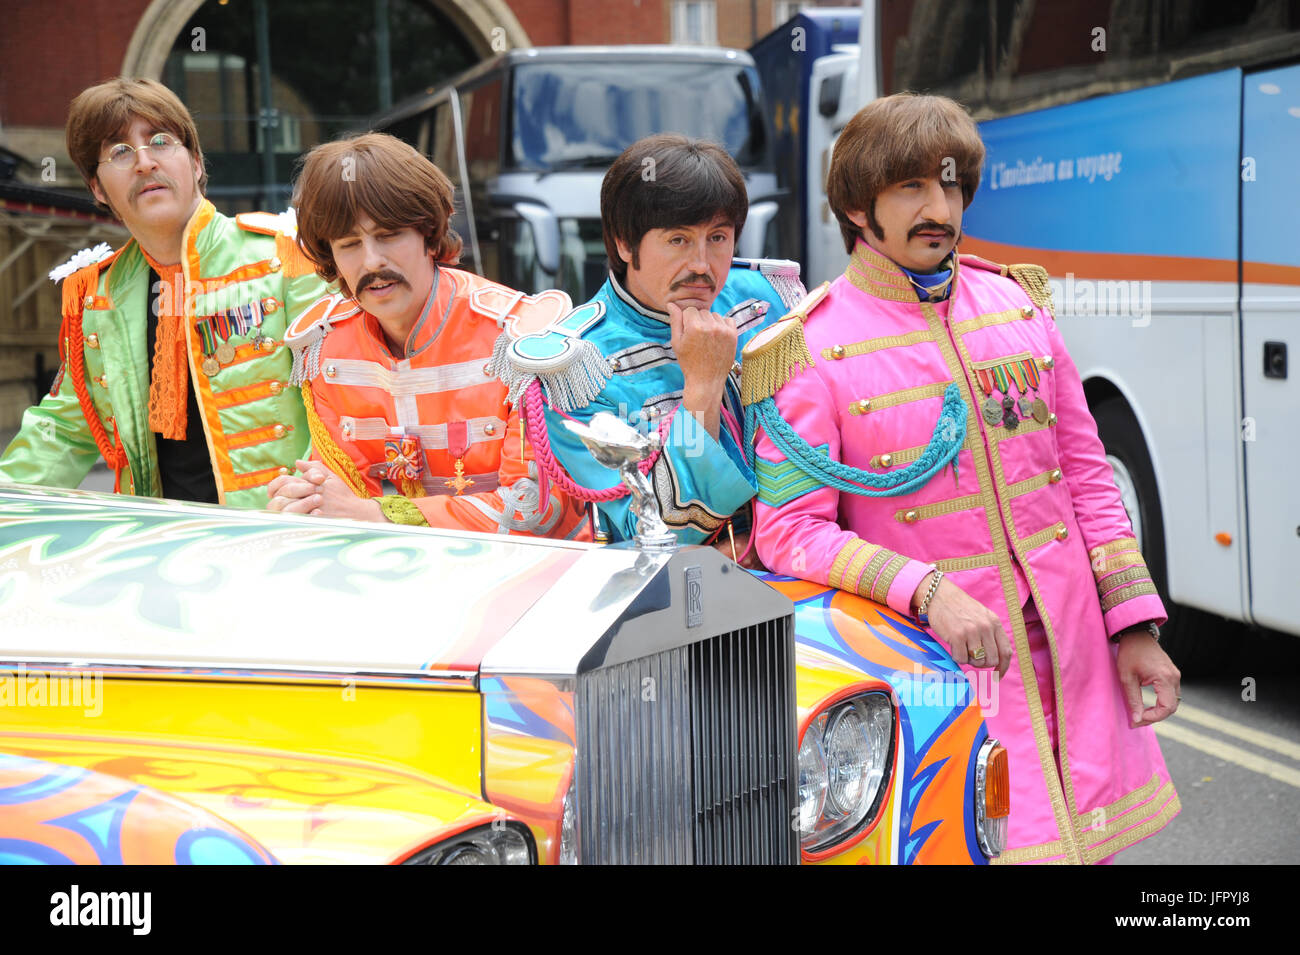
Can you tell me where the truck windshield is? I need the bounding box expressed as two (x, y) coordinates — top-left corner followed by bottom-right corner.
(509, 60), (768, 172)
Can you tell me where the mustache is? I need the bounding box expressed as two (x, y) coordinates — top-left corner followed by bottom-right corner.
(909, 221), (956, 240)
(670, 272), (715, 291)
(357, 270), (406, 293)
(130, 174), (177, 201)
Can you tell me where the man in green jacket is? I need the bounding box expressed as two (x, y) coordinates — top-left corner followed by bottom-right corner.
(0, 78), (329, 507)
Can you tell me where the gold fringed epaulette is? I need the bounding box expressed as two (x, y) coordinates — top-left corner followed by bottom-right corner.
(1008, 263), (1055, 312)
(739, 281), (829, 406)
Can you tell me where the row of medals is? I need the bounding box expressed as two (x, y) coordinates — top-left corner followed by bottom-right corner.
(982, 389), (1048, 430)
(201, 335), (273, 377)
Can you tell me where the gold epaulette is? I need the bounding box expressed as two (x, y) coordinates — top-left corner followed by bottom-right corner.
(959, 253), (1055, 313)
(1007, 263), (1055, 312)
(739, 280), (828, 406)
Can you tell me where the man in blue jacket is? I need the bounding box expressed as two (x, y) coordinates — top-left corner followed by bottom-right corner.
(493, 134), (804, 550)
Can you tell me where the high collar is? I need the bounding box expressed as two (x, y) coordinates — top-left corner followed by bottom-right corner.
(609, 271), (671, 326)
(843, 238), (961, 304)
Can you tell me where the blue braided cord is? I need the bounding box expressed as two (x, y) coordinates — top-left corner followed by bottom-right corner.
(746, 383), (967, 498)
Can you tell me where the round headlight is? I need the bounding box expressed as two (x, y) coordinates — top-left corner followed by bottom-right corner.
(825, 707), (872, 817)
(402, 823), (533, 865)
(443, 844), (493, 865)
(797, 723), (829, 835)
(801, 692), (896, 853)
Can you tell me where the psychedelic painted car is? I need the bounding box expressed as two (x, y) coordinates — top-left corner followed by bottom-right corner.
(0, 483), (1007, 864)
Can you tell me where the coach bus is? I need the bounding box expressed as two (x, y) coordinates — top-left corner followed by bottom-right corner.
(797, 1), (1300, 668)
(369, 46), (780, 304)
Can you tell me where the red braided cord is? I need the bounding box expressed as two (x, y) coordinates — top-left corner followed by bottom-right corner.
(522, 379), (667, 503)
(64, 303), (128, 483)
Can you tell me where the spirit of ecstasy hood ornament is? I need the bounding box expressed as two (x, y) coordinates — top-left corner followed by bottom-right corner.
(563, 413), (677, 550)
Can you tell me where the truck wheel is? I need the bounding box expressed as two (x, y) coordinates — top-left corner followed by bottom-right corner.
(1092, 396), (1218, 674)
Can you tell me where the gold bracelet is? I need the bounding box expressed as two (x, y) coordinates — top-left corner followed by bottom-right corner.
(916, 570), (944, 622)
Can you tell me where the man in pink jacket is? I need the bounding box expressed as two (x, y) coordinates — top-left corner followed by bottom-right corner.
(746, 93), (1181, 863)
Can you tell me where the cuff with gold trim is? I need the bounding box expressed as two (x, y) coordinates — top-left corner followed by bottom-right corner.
(828, 537), (935, 617)
(1090, 536), (1159, 608)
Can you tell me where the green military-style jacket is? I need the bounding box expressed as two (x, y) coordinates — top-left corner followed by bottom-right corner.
(0, 199), (331, 508)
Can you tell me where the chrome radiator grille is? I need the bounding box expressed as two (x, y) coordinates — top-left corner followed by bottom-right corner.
(574, 618), (797, 864)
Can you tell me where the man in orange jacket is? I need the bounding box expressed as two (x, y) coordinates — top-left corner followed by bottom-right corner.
(266, 133), (587, 538)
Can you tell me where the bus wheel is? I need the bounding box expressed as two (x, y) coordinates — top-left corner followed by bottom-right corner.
(1092, 396), (1216, 675)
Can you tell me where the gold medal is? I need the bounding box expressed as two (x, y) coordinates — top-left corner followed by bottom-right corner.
(982, 397), (1003, 426)
(1032, 398), (1049, 423)
(215, 342), (237, 364)
(201, 356), (221, 377)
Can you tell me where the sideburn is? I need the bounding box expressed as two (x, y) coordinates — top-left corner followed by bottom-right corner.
(866, 198), (886, 241)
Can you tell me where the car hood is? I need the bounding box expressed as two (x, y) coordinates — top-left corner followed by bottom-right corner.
(0, 485), (622, 679)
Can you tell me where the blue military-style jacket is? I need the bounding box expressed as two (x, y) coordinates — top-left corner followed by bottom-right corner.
(494, 259), (805, 543)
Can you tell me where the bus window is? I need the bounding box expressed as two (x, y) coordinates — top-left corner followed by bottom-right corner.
(507, 60), (769, 172)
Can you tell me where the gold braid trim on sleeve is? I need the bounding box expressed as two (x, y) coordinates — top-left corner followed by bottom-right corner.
(1008, 264), (1055, 312)
(377, 496), (430, 526)
(300, 379), (369, 497)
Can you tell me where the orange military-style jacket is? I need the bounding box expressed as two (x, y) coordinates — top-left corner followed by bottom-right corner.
(284, 265), (589, 538)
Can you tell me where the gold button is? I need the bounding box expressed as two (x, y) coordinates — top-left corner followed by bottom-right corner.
(325, 364), (337, 378)
(610, 358), (621, 370)
(340, 423), (353, 439)
(269, 256), (282, 272)
(262, 298), (281, 314)
(903, 509), (919, 524)
(484, 423), (496, 435)
(278, 466), (290, 476)
(879, 453), (893, 467)
(850, 398), (871, 415)
(272, 424), (286, 438)
(1040, 355), (1055, 370)
(269, 381), (283, 394)
(1055, 525), (1068, 541)
(731, 361), (742, 375)
(86, 333), (100, 348)
(95, 374), (108, 387)
(1020, 305), (1034, 317)
(830, 345), (846, 359)
(84, 295), (94, 309)
(1048, 412), (1058, 426)
(1049, 468), (1062, 483)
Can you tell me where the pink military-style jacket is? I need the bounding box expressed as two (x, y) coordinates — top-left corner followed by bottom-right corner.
(748, 240), (1179, 864)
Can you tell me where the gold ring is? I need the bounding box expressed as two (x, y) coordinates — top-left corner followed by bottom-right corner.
(970, 647), (987, 661)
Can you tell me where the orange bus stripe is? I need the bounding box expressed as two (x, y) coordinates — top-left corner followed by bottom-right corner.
(960, 235), (1238, 283)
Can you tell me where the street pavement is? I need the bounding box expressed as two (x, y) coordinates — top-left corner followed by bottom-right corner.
(1117, 621), (1300, 864)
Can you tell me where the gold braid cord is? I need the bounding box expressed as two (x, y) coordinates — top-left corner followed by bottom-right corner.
(299, 379), (370, 497)
(1008, 264), (1055, 312)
